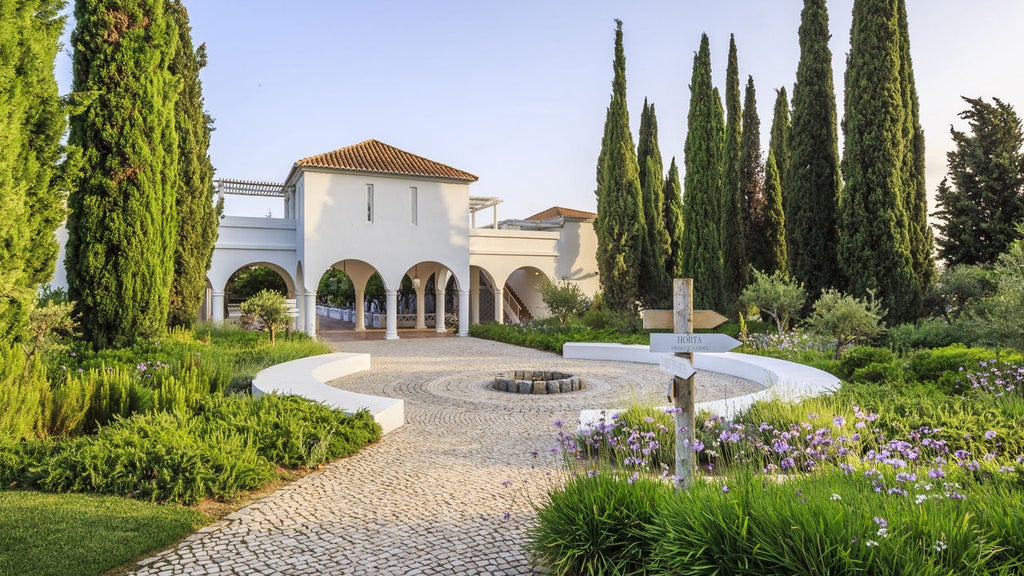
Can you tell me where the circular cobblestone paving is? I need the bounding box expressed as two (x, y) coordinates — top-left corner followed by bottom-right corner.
(126, 335), (763, 576)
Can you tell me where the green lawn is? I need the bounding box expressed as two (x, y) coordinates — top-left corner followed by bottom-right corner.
(0, 491), (209, 576)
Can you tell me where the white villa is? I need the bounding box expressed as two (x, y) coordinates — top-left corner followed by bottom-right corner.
(56, 139), (600, 339)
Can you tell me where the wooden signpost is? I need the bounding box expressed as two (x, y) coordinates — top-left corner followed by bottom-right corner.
(650, 278), (739, 489)
(642, 308), (728, 331)
(650, 333), (742, 354)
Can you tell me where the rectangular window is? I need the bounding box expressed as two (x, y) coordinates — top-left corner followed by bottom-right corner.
(366, 184), (374, 222)
(410, 186), (418, 225)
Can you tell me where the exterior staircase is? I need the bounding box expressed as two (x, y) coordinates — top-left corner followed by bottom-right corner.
(502, 284), (533, 324)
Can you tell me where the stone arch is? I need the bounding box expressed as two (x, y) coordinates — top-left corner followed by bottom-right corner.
(498, 265), (551, 324)
(405, 260), (464, 333)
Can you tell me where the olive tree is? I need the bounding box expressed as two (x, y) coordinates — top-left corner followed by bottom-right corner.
(805, 289), (885, 359)
(240, 289), (291, 345)
(739, 269), (806, 335)
(539, 278), (591, 327)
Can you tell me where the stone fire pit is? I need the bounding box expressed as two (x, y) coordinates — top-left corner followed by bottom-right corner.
(493, 370), (584, 394)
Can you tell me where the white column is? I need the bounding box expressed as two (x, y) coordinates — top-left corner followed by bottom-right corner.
(494, 287), (504, 324)
(415, 287), (426, 329)
(293, 291), (305, 333)
(469, 271), (480, 325)
(435, 289), (446, 333)
(355, 289), (366, 331)
(304, 290), (317, 337)
(211, 290), (225, 325)
(458, 289), (469, 336)
(385, 289), (399, 340)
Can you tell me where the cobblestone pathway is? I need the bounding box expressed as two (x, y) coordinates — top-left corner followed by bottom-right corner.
(128, 336), (763, 576)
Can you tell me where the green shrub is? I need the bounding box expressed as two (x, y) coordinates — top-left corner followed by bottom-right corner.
(0, 345), (47, 441)
(33, 411), (274, 503)
(883, 318), (975, 353)
(850, 362), (904, 384)
(837, 346), (897, 381)
(529, 472), (666, 576)
(904, 345), (1023, 389)
(194, 395), (381, 467)
(82, 367), (154, 431)
(39, 376), (93, 437)
(11, 394), (381, 503)
(469, 322), (648, 354)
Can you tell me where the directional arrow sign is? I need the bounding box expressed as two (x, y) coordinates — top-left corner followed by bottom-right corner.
(659, 354), (696, 379)
(649, 333), (741, 354)
(642, 309), (729, 331)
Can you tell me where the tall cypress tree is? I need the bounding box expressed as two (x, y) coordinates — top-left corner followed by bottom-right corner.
(0, 1), (67, 343)
(681, 34), (726, 311)
(739, 76), (768, 275)
(663, 157), (684, 280)
(167, 1), (219, 328)
(721, 35), (746, 307)
(839, 0), (921, 323)
(66, 0), (179, 348)
(787, 0), (842, 300)
(896, 0), (935, 291)
(636, 99), (670, 308)
(763, 150), (788, 275)
(768, 87), (791, 203)
(593, 20), (644, 315)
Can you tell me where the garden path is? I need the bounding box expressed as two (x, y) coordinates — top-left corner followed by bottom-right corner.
(126, 334), (763, 575)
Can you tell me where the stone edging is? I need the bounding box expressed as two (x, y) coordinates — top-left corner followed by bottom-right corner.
(494, 371), (584, 394)
(563, 342), (839, 427)
(252, 352), (405, 434)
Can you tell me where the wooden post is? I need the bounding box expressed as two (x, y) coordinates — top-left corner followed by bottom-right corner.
(673, 278), (696, 488)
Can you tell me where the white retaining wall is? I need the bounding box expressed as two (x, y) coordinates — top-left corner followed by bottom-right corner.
(564, 342), (839, 426)
(252, 353), (405, 434)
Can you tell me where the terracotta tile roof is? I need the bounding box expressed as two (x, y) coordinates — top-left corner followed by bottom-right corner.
(525, 206), (598, 221)
(293, 139), (478, 183)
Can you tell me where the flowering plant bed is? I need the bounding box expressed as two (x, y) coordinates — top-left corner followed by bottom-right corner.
(527, 354), (1024, 575)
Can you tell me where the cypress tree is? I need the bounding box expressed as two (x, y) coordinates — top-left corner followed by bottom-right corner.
(896, 0), (935, 291)
(839, 0), (921, 323)
(763, 150), (788, 275)
(167, 1), (220, 328)
(663, 157), (684, 280)
(768, 87), (791, 201)
(681, 34), (726, 311)
(934, 97), (1024, 266)
(721, 35), (747, 308)
(787, 0), (842, 300)
(0, 1), (67, 343)
(66, 0), (179, 348)
(636, 99), (670, 308)
(739, 76), (768, 275)
(593, 20), (644, 315)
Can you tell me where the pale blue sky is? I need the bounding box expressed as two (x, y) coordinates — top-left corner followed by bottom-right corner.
(55, 1), (1024, 221)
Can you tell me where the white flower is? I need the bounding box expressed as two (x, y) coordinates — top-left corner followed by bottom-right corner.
(933, 540), (948, 553)
(877, 528), (889, 538)
(830, 493), (842, 501)
(866, 540), (879, 547)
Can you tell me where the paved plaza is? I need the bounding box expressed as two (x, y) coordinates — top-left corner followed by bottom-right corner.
(127, 332), (763, 575)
